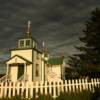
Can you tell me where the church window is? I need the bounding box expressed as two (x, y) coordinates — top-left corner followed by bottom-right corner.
(20, 40), (24, 47)
(26, 40), (30, 46)
(36, 64), (39, 77)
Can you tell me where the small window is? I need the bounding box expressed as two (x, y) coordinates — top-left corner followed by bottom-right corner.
(20, 40), (24, 47)
(36, 64), (39, 77)
(26, 40), (30, 46)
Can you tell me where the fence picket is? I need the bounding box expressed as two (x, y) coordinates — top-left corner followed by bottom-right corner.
(72, 79), (75, 92)
(45, 81), (47, 95)
(75, 79), (78, 91)
(82, 79), (85, 90)
(40, 81), (43, 95)
(48, 81), (52, 95)
(85, 78), (88, 90)
(16, 82), (20, 96)
(0, 82), (3, 97)
(25, 82), (29, 98)
(4, 82), (7, 97)
(79, 79), (82, 92)
(8, 82), (12, 98)
(30, 82), (33, 98)
(35, 81), (38, 98)
(65, 80), (68, 92)
(68, 79), (71, 92)
(12, 82), (16, 97)
(53, 81), (56, 98)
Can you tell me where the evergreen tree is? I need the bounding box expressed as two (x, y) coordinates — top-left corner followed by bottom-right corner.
(67, 8), (100, 77)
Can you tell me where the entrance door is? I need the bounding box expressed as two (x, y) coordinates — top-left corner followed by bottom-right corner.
(17, 64), (24, 79)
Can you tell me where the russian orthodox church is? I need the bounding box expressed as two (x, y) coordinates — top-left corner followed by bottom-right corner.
(5, 21), (65, 82)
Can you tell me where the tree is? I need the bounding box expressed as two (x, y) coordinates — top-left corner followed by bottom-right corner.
(67, 8), (100, 77)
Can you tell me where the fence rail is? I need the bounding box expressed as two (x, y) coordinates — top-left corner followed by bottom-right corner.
(0, 78), (100, 98)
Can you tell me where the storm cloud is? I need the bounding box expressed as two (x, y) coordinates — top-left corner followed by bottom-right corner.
(0, 0), (100, 60)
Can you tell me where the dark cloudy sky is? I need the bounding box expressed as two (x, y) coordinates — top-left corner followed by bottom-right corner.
(0, 0), (100, 60)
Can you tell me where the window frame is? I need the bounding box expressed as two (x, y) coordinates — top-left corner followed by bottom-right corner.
(26, 39), (31, 47)
(19, 40), (24, 47)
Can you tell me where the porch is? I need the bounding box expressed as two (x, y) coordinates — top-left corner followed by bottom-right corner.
(5, 55), (32, 82)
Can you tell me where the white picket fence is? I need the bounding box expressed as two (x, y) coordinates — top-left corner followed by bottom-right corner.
(0, 78), (100, 98)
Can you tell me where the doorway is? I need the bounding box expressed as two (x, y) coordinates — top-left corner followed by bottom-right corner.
(17, 64), (24, 79)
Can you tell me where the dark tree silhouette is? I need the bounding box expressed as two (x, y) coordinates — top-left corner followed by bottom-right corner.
(67, 8), (100, 78)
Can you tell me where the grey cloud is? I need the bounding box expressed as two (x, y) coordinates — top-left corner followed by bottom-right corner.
(0, 0), (100, 59)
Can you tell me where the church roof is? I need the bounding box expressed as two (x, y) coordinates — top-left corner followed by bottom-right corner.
(10, 48), (42, 54)
(19, 33), (38, 43)
(48, 57), (64, 65)
(5, 55), (32, 64)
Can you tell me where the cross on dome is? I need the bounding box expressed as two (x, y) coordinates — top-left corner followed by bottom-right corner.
(27, 20), (31, 38)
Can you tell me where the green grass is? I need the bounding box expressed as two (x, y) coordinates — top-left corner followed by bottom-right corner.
(56, 91), (92, 100)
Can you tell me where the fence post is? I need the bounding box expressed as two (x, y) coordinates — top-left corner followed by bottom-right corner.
(72, 79), (75, 92)
(25, 82), (29, 98)
(75, 79), (78, 92)
(30, 82), (33, 98)
(61, 81), (64, 93)
(40, 81), (43, 95)
(96, 78), (99, 87)
(91, 78), (94, 92)
(45, 81), (47, 95)
(94, 78), (97, 87)
(8, 82), (12, 98)
(65, 80), (68, 92)
(3, 82), (7, 98)
(16, 82), (20, 96)
(89, 80), (92, 91)
(85, 78), (88, 90)
(68, 79), (71, 92)
(57, 81), (60, 96)
(79, 79), (82, 92)
(0, 82), (3, 98)
(35, 81), (38, 98)
(53, 81), (56, 98)
(82, 79), (85, 90)
(21, 82), (24, 98)
(12, 82), (16, 97)
(48, 81), (52, 95)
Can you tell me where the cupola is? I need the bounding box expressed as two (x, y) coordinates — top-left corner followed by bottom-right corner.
(18, 21), (37, 49)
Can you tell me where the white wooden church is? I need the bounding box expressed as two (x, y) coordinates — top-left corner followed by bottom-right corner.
(4, 21), (65, 82)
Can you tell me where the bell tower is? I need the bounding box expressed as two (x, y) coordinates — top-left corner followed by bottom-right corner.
(18, 20), (37, 49)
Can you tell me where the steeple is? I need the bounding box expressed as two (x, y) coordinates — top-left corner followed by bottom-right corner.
(27, 20), (32, 38)
(18, 20), (38, 49)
